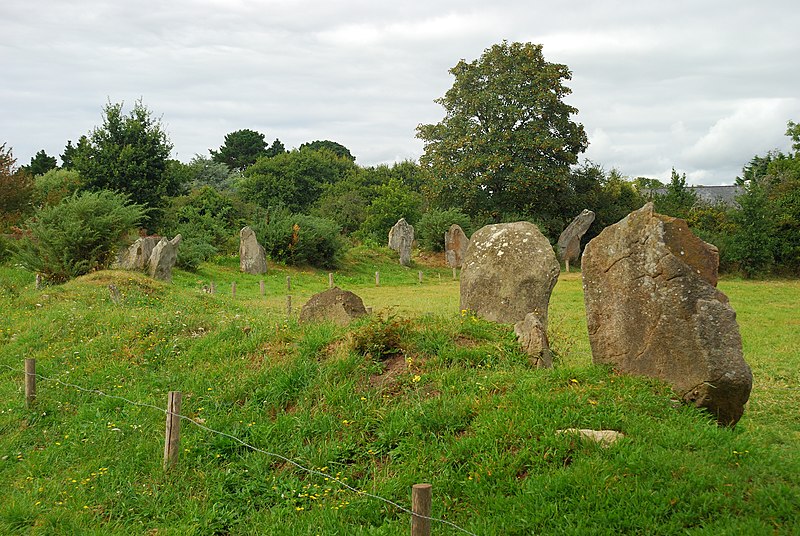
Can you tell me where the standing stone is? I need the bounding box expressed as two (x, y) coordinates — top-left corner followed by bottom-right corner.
(514, 312), (552, 368)
(116, 236), (159, 271)
(299, 287), (368, 326)
(460, 221), (560, 325)
(148, 234), (182, 283)
(557, 209), (595, 265)
(239, 226), (267, 275)
(388, 218), (414, 266)
(582, 203), (752, 426)
(445, 224), (470, 268)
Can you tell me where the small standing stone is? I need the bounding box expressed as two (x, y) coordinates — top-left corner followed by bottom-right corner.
(388, 218), (414, 266)
(299, 287), (368, 326)
(445, 224), (470, 268)
(239, 226), (267, 275)
(557, 209), (595, 266)
(148, 235), (182, 283)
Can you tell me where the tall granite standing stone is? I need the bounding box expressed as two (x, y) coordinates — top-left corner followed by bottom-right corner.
(460, 221), (560, 325)
(115, 236), (159, 271)
(239, 226), (267, 275)
(300, 287), (368, 326)
(582, 203), (752, 426)
(557, 209), (595, 265)
(388, 218), (414, 266)
(445, 224), (470, 268)
(148, 234), (182, 283)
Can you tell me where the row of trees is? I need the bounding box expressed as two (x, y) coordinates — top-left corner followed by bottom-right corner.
(2, 41), (798, 282)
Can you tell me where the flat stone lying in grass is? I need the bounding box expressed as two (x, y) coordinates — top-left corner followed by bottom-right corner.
(557, 429), (625, 447)
(300, 287), (368, 326)
(582, 203), (752, 426)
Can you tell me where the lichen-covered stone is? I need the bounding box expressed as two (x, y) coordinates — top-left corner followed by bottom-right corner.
(557, 209), (595, 264)
(460, 221), (559, 325)
(239, 226), (267, 275)
(388, 218), (414, 266)
(445, 224), (470, 268)
(148, 234), (182, 283)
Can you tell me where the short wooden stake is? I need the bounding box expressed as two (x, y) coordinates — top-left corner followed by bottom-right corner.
(452, 267), (458, 280)
(565, 259), (570, 273)
(411, 483), (432, 536)
(286, 276), (292, 291)
(286, 295), (292, 317)
(24, 358), (36, 408)
(210, 281), (216, 294)
(328, 272), (334, 288)
(418, 271), (423, 284)
(231, 281), (237, 297)
(108, 284), (121, 305)
(375, 271), (380, 286)
(163, 391), (182, 469)
(366, 306), (373, 315)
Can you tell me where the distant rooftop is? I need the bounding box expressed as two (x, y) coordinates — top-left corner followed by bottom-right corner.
(646, 185), (742, 206)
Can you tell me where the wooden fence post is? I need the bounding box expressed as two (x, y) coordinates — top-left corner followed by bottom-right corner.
(452, 267), (458, 280)
(164, 391), (182, 469)
(231, 281), (237, 297)
(328, 272), (334, 288)
(260, 280), (265, 296)
(375, 271), (380, 286)
(24, 358), (36, 407)
(108, 284), (122, 305)
(411, 483), (432, 536)
(286, 295), (292, 317)
(210, 281), (216, 295)
(286, 276), (292, 291)
(418, 271), (423, 284)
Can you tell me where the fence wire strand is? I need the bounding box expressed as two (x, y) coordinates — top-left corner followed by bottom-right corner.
(1, 363), (478, 536)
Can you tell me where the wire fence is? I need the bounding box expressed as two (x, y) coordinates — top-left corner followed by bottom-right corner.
(0, 362), (478, 536)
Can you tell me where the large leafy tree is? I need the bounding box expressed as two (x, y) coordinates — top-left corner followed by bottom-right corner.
(72, 101), (178, 227)
(299, 140), (355, 162)
(210, 129), (268, 171)
(417, 41), (588, 226)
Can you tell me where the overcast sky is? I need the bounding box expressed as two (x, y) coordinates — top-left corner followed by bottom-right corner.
(3, 0), (799, 185)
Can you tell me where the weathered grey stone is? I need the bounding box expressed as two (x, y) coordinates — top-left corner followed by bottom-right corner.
(116, 236), (159, 271)
(148, 234), (182, 283)
(299, 287), (368, 326)
(514, 312), (552, 368)
(460, 221), (560, 325)
(582, 203), (752, 426)
(557, 209), (595, 264)
(239, 226), (267, 275)
(445, 224), (470, 268)
(556, 429), (625, 447)
(388, 218), (414, 266)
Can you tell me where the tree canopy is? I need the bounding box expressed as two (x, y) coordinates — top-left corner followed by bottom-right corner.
(210, 129), (268, 171)
(24, 149), (58, 176)
(299, 140), (355, 162)
(417, 41), (588, 226)
(72, 101), (178, 227)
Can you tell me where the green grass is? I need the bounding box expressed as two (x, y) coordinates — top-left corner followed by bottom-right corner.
(0, 254), (798, 535)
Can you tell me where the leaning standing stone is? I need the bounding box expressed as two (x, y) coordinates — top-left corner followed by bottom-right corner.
(582, 203), (752, 426)
(557, 209), (595, 265)
(445, 224), (470, 268)
(148, 234), (182, 283)
(460, 221), (560, 325)
(388, 218), (414, 266)
(239, 226), (267, 275)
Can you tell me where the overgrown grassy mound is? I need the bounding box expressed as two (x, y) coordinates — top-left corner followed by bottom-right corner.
(0, 257), (798, 534)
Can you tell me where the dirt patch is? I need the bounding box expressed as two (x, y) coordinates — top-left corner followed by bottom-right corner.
(369, 354), (407, 389)
(415, 250), (448, 268)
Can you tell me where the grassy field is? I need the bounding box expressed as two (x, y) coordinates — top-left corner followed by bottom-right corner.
(0, 248), (798, 535)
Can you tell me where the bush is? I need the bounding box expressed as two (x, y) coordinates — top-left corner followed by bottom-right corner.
(254, 207), (345, 269)
(416, 208), (473, 252)
(13, 190), (146, 283)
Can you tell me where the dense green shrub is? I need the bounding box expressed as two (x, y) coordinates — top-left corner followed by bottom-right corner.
(13, 190), (146, 283)
(32, 168), (84, 208)
(254, 208), (345, 269)
(415, 208), (473, 252)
